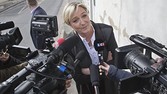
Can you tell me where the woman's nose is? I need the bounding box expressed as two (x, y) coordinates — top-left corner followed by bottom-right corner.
(80, 18), (85, 25)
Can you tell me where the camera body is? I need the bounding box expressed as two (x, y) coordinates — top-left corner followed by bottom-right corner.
(0, 21), (32, 61)
(31, 15), (58, 38)
(115, 34), (167, 94)
(0, 26), (22, 50)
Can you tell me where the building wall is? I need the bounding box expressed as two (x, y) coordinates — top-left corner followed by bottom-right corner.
(82, 0), (167, 48)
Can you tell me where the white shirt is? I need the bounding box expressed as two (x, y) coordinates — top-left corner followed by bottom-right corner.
(78, 31), (100, 65)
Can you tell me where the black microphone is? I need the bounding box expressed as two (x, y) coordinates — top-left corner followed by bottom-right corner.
(90, 64), (100, 94)
(94, 39), (105, 63)
(90, 64), (100, 86)
(57, 50), (85, 78)
(0, 21), (15, 31)
(46, 35), (79, 64)
(73, 50), (85, 67)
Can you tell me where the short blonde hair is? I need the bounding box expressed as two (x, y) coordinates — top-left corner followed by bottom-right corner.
(63, 2), (88, 25)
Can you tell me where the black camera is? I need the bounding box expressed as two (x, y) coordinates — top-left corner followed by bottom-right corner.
(31, 15), (58, 38)
(0, 21), (23, 50)
(115, 34), (167, 94)
(0, 21), (32, 61)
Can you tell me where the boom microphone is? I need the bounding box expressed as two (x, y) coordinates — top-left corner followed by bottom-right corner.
(46, 35), (79, 64)
(0, 21), (15, 31)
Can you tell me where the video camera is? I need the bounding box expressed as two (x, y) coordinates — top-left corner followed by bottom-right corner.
(31, 15), (58, 38)
(0, 35), (83, 94)
(0, 21), (22, 50)
(0, 21), (31, 61)
(115, 34), (167, 94)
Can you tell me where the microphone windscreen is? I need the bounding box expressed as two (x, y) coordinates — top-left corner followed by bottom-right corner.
(90, 64), (99, 86)
(94, 39), (105, 51)
(54, 38), (65, 48)
(58, 35), (79, 53)
(0, 21), (15, 31)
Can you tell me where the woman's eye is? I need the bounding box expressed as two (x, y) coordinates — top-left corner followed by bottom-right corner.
(82, 14), (87, 18)
(72, 19), (79, 23)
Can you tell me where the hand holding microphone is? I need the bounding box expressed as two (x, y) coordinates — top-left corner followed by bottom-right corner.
(99, 62), (110, 76)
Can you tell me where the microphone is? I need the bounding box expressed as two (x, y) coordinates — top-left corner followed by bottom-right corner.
(90, 64), (100, 94)
(46, 35), (79, 64)
(73, 50), (85, 67)
(94, 39), (105, 63)
(57, 50), (85, 78)
(0, 21), (15, 31)
(54, 38), (65, 48)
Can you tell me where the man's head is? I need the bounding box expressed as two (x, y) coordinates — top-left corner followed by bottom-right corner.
(27, 0), (38, 8)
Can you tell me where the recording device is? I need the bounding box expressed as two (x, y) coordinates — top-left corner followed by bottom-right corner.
(8, 45), (32, 61)
(116, 34), (167, 94)
(94, 39), (105, 63)
(0, 35), (80, 94)
(0, 27), (23, 50)
(31, 15), (58, 38)
(114, 44), (142, 69)
(0, 21), (14, 31)
(0, 21), (32, 61)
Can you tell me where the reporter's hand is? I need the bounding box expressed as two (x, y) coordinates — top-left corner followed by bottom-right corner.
(99, 62), (110, 76)
(65, 79), (72, 88)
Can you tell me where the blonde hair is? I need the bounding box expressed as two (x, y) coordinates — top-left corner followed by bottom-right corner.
(63, 2), (89, 25)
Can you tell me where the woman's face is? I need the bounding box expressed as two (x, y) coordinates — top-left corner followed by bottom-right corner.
(69, 6), (92, 36)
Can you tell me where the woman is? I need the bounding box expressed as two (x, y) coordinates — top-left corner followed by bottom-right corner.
(63, 2), (118, 94)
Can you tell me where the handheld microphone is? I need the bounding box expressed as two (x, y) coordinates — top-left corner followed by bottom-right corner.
(0, 21), (15, 31)
(90, 64), (100, 86)
(90, 64), (100, 94)
(46, 35), (79, 64)
(54, 38), (65, 48)
(94, 39), (105, 63)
